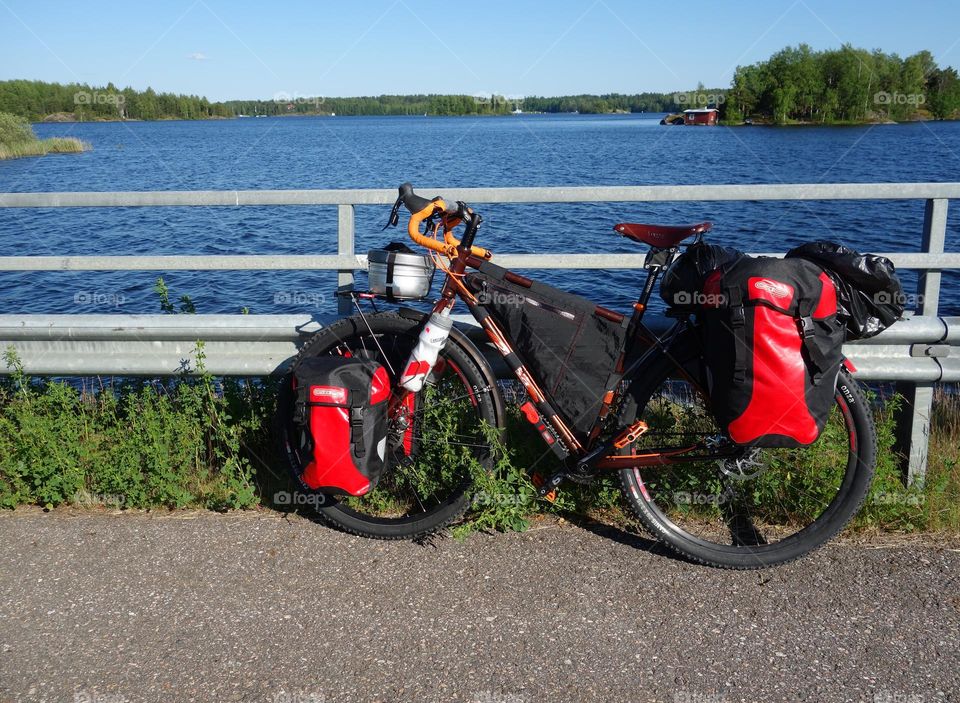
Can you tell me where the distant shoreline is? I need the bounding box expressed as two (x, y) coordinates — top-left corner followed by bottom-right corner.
(31, 112), (958, 127)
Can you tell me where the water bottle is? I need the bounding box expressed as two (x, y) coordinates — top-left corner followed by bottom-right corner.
(400, 310), (453, 392)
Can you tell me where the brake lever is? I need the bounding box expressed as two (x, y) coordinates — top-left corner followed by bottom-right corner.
(382, 195), (403, 230)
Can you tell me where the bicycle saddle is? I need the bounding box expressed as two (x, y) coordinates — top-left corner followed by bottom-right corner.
(614, 221), (712, 248)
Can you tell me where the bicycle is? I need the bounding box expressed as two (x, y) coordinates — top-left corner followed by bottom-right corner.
(277, 183), (876, 569)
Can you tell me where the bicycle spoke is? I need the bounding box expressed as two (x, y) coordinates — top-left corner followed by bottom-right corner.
(628, 371), (860, 550)
(283, 315), (498, 530)
(403, 388), (492, 418)
(720, 478), (768, 547)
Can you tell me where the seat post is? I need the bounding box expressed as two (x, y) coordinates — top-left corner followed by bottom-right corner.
(622, 246), (676, 356)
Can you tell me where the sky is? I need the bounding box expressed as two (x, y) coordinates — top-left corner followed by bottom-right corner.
(2, 0), (960, 101)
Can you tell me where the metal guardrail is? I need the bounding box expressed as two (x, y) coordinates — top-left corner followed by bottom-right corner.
(0, 183), (957, 485)
(0, 312), (954, 379)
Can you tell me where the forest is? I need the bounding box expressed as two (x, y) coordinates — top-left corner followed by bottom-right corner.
(224, 93), (514, 116)
(0, 80), (231, 121)
(724, 44), (960, 123)
(221, 91), (700, 116)
(1, 43), (958, 123)
(0, 82), (714, 119)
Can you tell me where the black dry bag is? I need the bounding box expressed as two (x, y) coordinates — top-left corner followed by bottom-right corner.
(785, 240), (904, 339)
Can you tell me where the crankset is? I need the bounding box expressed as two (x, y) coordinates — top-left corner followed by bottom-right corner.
(564, 471), (597, 486)
(534, 420), (651, 497)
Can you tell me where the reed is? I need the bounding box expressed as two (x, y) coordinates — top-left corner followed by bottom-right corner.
(0, 112), (89, 160)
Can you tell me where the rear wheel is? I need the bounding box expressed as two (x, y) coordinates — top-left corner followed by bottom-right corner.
(618, 338), (876, 569)
(278, 311), (505, 540)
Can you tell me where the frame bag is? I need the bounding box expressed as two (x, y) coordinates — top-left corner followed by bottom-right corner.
(292, 356), (390, 495)
(465, 261), (627, 442)
(700, 257), (845, 448)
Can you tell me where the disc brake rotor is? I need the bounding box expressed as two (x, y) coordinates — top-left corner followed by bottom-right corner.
(718, 446), (766, 481)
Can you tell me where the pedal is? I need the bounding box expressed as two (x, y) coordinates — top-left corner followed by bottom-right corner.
(613, 420), (649, 449)
(531, 472), (557, 502)
(533, 471), (565, 500)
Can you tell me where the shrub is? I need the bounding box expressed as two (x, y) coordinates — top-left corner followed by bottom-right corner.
(1, 341), (956, 535)
(0, 346), (263, 510)
(0, 112), (36, 145)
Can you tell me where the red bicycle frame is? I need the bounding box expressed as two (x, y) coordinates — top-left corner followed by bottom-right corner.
(395, 188), (740, 474)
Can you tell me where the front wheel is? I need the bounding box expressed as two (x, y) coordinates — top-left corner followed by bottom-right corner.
(617, 338), (876, 569)
(277, 311), (505, 540)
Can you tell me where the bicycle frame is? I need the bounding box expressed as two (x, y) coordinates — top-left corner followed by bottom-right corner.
(381, 188), (744, 477)
(424, 238), (741, 473)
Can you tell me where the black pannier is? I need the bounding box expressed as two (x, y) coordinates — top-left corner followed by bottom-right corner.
(291, 356), (391, 496)
(785, 240), (904, 339)
(465, 261), (627, 442)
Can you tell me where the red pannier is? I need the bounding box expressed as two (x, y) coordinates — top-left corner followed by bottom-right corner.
(292, 356), (390, 495)
(699, 257), (846, 448)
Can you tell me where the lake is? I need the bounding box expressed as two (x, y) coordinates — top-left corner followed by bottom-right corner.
(1, 114), (958, 316)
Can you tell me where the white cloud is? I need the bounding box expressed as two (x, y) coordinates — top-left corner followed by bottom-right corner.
(186, 52), (209, 61)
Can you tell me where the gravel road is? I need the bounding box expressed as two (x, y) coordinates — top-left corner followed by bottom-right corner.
(0, 509), (957, 703)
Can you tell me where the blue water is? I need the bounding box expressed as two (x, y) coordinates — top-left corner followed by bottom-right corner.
(1, 113), (958, 316)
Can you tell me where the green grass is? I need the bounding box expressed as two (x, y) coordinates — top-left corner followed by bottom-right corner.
(0, 342), (956, 537)
(0, 112), (88, 160)
(0, 346), (262, 511)
(847, 387), (960, 533)
(920, 387), (960, 530)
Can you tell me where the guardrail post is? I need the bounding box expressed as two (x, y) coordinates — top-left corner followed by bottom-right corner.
(918, 199), (947, 317)
(337, 204), (355, 316)
(893, 382), (935, 487)
(893, 197), (948, 487)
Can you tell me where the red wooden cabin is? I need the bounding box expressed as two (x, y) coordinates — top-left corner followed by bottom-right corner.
(683, 108), (719, 125)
